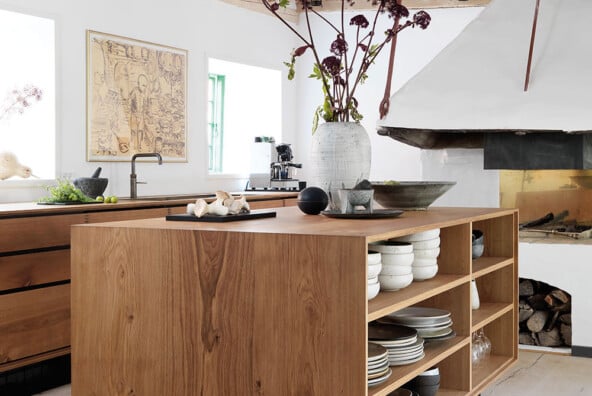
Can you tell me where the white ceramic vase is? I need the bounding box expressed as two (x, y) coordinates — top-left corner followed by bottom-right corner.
(308, 122), (371, 209)
(471, 280), (480, 310)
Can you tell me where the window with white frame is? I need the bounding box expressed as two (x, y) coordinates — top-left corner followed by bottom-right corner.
(0, 8), (55, 180)
(207, 58), (282, 175)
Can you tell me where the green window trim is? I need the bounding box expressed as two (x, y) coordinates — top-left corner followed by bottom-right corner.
(207, 73), (225, 172)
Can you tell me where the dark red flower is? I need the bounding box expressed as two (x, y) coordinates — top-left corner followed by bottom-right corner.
(386, 3), (409, 19)
(350, 15), (369, 28)
(330, 37), (348, 56)
(321, 56), (342, 76)
(358, 43), (368, 52)
(413, 11), (431, 29)
(270, 2), (279, 11)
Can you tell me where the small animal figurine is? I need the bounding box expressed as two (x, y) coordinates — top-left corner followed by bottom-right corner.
(0, 151), (34, 180)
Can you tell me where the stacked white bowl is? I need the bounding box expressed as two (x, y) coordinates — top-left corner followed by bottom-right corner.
(392, 229), (440, 281)
(369, 241), (414, 291)
(368, 251), (382, 300)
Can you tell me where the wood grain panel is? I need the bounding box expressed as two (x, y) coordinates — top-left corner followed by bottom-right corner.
(248, 199), (285, 209)
(283, 198), (298, 207)
(439, 344), (471, 393)
(440, 223), (471, 275)
(0, 249), (70, 291)
(72, 225), (367, 395)
(0, 213), (85, 253)
(0, 284), (70, 365)
(85, 208), (168, 223)
(473, 214), (515, 258)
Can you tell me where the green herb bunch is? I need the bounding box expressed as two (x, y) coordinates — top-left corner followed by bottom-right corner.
(39, 179), (95, 203)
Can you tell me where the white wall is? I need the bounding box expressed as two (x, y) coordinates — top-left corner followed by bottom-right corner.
(0, 0), (299, 202)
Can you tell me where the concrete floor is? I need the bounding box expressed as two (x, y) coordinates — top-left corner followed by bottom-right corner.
(36, 351), (592, 395)
(482, 351), (592, 396)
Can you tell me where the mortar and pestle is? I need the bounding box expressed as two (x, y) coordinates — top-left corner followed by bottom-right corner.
(73, 167), (108, 199)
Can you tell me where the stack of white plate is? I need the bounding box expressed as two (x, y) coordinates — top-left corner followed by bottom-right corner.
(391, 229), (440, 281)
(382, 307), (455, 341)
(368, 251), (382, 300)
(368, 342), (392, 387)
(368, 241), (414, 291)
(368, 323), (425, 366)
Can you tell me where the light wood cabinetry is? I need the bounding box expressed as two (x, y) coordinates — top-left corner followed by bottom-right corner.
(0, 195), (294, 373)
(71, 206), (517, 395)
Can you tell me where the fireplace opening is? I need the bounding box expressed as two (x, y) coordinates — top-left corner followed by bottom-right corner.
(501, 170), (592, 241)
(519, 277), (572, 349)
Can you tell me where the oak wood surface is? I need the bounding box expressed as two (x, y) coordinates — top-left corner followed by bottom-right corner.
(72, 226), (367, 395)
(0, 284), (70, 366)
(0, 213), (85, 253)
(70, 206), (518, 395)
(0, 249), (70, 291)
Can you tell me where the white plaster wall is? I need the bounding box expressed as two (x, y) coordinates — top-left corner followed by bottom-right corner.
(0, 0), (299, 202)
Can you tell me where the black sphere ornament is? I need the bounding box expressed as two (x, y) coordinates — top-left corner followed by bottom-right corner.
(297, 187), (329, 215)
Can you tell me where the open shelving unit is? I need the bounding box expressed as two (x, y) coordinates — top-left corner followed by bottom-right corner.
(71, 206), (517, 395)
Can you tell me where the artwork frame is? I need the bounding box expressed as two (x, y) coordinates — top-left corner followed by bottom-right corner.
(86, 30), (188, 162)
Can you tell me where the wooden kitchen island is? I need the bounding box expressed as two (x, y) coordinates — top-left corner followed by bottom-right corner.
(71, 206), (518, 395)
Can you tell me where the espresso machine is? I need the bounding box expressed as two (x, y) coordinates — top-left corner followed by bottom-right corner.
(247, 138), (304, 191)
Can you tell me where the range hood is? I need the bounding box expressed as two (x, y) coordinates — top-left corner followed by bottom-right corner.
(377, 0), (592, 169)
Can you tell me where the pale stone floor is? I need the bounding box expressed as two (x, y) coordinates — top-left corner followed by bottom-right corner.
(36, 351), (592, 395)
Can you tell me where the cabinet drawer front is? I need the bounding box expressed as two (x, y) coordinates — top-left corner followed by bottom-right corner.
(249, 199), (284, 209)
(0, 249), (70, 291)
(0, 214), (86, 253)
(283, 198), (298, 207)
(86, 208), (168, 223)
(0, 284), (70, 364)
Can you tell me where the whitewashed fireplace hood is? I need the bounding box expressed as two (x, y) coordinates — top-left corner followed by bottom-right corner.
(377, 0), (592, 169)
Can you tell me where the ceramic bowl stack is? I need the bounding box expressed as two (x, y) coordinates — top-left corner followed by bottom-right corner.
(368, 342), (392, 387)
(392, 229), (440, 281)
(382, 307), (455, 342)
(368, 251), (382, 300)
(368, 241), (414, 291)
(368, 323), (425, 366)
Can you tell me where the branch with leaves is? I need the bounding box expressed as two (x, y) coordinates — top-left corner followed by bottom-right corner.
(261, 0), (430, 131)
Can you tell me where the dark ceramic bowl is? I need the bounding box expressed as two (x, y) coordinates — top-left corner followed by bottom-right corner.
(372, 181), (456, 210)
(73, 177), (108, 199)
(472, 229), (484, 259)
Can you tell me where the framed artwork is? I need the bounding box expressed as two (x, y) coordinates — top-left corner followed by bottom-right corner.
(86, 30), (187, 162)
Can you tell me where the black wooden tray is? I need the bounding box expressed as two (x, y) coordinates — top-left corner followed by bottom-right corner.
(166, 209), (276, 222)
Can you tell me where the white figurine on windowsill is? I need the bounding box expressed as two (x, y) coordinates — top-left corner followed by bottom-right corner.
(0, 151), (35, 180)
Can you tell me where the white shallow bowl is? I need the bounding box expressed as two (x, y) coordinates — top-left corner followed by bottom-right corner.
(412, 237), (440, 250)
(368, 263), (382, 278)
(413, 257), (438, 267)
(393, 229), (440, 242)
(369, 241), (413, 254)
(380, 264), (412, 276)
(413, 246), (440, 259)
(412, 264), (438, 281)
(379, 273), (414, 291)
(368, 281), (380, 300)
(381, 252), (414, 266)
(368, 251), (382, 266)
(368, 275), (379, 285)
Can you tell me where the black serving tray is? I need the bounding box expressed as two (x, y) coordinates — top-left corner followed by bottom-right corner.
(166, 209), (276, 222)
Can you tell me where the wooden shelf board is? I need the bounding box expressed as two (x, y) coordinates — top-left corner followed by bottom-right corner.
(368, 336), (469, 396)
(472, 355), (517, 394)
(0, 347), (70, 373)
(472, 257), (513, 278)
(437, 389), (469, 396)
(368, 274), (470, 322)
(472, 302), (513, 330)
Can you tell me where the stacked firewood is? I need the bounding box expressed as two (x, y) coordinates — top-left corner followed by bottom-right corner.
(519, 278), (571, 347)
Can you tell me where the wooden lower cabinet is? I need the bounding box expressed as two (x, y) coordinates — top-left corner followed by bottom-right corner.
(71, 206), (518, 395)
(0, 195), (297, 373)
